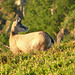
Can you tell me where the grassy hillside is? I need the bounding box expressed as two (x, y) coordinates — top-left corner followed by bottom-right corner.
(0, 41), (75, 75)
(0, 0), (75, 75)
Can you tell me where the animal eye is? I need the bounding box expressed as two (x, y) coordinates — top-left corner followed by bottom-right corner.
(17, 21), (22, 26)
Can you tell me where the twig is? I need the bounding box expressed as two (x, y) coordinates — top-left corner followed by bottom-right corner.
(0, 41), (10, 49)
(0, 47), (3, 51)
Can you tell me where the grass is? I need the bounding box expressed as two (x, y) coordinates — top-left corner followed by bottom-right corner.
(0, 41), (75, 75)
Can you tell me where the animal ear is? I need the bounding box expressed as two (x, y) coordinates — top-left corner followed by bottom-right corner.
(14, 14), (21, 25)
(16, 15), (19, 25)
(17, 18), (21, 25)
(14, 14), (19, 21)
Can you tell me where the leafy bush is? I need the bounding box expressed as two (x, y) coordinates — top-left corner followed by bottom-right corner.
(0, 0), (17, 13)
(23, 0), (75, 38)
(0, 34), (9, 52)
(0, 41), (75, 75)
(0, 0), (75, 74)
(62, 34), (74, 43)
(0, 34), (9, 45)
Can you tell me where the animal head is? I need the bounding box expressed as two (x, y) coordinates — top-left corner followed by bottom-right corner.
(11, 14), (28, 34)
(16, 16), (28, 32)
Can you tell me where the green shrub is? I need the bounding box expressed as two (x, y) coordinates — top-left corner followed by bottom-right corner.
(0, 41), (75, 75)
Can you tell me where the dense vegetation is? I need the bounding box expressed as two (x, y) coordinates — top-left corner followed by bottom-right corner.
(23, 0), (75, 37)
(0, 41), (75, 75)
(0, 0), (75, 75)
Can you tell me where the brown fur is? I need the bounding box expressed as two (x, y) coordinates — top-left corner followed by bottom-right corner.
(9, 18), (54, 55)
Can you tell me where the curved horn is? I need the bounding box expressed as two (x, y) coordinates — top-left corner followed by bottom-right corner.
(16, 14), (19, 25)
(14, 14), (19, 21)
(14, 14), (19, 25)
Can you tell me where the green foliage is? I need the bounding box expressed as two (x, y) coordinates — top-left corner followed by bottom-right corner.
(62, 34), (74, 43)
(61, 10), (75, 30)
(0, 41), (75, 75)
(0, 0), (17, 13)
(22, 0), (75, 38)
(0, 0), (75, 74)
(23, 0), (56, 37)
(0, 34), (9, 52)
(0, 34), (9, 45)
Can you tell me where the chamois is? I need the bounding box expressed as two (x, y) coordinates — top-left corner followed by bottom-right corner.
(9, 15), (54, 55)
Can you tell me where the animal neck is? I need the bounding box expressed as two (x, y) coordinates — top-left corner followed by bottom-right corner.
(10, 22), (18, 36)
(10, 31), (17, 36)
